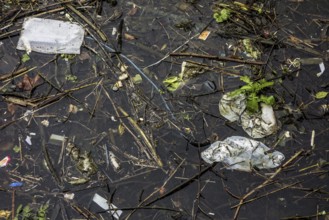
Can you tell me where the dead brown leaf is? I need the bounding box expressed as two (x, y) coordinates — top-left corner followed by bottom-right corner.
(17, 74), (41, 91)
(124, 33), (137, 40)
(79, 51), (91, 61)
(7, 103), (17, 115)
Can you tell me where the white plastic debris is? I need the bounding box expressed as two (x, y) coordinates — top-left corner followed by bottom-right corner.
(64, 193), (75, 200)
(219, 93), (246, 122)
(201, 136), (285, 172)
(317, 62), (325, 77)
(93, 193), (122, 219)
(17, 17), (84, 54)
(49, 134), (66, 146)
(25, 135), (32, 145)
(109, 151), (121, 172)
(241, 103), (278, 138)
(219, 93), (278, 138)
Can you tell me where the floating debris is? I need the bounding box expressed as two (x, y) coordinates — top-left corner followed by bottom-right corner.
(109, 151), (121, 172)
(198, 30), (211, 40)
(9, 182), (24, 188)
(0, 156), (10, 168)
(48, 134), (66, 146)
(92, 193), (122, 219)
(241, 103), (278, 138)
(201, 136), (285, 172)
(16, 17), (84, 54)
(219, 93), (246, 122)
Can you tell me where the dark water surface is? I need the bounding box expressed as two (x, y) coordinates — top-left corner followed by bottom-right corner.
(0, 0), (329, 219)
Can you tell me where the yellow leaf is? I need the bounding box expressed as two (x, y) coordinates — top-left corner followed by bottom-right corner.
(315, 91), (328, 99)
(118, 123), (125, 135)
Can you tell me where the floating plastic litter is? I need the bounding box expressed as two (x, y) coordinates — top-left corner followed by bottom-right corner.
(219, 93), (278, 138)
(17, 17), (84, 54)
(201, 136), (285, 172)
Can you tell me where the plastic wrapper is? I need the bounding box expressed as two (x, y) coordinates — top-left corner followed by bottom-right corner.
(241, 103), (278, 138)
(201, 136), (285, 172)
(219, 93), (278, 138)
(17, 17), (84, 54)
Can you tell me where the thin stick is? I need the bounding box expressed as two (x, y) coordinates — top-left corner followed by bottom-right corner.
(170, 52), (266, 65)
(124, 159), (186, 218)
(118, 106), (163, 167)
(11, 190), (15, 220)
(65, 3), (107, 42)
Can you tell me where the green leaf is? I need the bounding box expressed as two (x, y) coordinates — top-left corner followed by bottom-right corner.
(315, 91), (328, 99)
(213, 9), (231, 23)
(239, 84), (253, 92)
(16, 204), (23, 214)
(132, 74), (142, 84)
(240, 76), (252, 84)
(163, 76), (184, 92)
(13, 145), (21, 153)
(259, 95), (275, 105)
(246, 93), (260, 112)
(21, 54), (30, 63)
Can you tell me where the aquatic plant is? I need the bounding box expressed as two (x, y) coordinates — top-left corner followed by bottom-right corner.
(14, 203), (48, 220)
(228, 76), (275, 113)
(213, 8), (231, 23)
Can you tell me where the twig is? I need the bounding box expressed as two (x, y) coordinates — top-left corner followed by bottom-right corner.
(0, 66), (37, 82)
(145, 164), (216, 206)
(124, 159), (185, 219)
(11, 190), (15, 220)
(144, 33), (199, 69)
(170, 52), (266, 65)
(95, 39), (174, 118)
(37, 118), (63, 188)
(118, 106), (163, 167)
(65, 3), (107, 42)
(231, 181), (301, 208)
(232, 150), (304, 220)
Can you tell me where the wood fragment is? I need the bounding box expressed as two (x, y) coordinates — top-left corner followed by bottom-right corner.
(170, 52), (266, 65)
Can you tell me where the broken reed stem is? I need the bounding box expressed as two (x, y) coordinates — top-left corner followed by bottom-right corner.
(233, 181), (301, 208)
(232, 150), (304, 220)
(11, 190), (15, 220)
(170, 52), (266, 65)
(101, 86), (153, 162)
(145, 164), (216, 206)
(117, 106), (163, 167)
(0, 66), (37, 82)
(65, 3), (107, 42)
(37, 119), (63, 188)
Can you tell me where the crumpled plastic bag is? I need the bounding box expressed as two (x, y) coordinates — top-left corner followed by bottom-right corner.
(241, 103), (278, 138)
(219, 93), (278, 138)
(219, 93), (246, 122)
(201, 136), (285, 172)
(17, 17), (84, 54)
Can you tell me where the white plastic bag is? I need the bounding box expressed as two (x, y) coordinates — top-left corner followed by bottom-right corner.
(17, 17), (84, 54)
(201, 136), (285, 172)
(219, 93), (278, 138)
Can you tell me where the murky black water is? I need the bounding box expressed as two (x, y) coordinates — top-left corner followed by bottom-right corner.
(1, 0), (329, 219)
